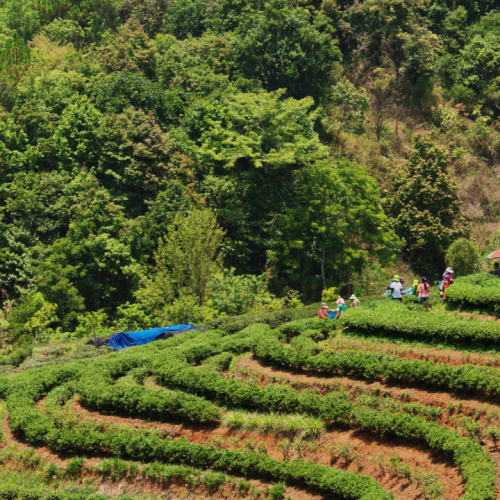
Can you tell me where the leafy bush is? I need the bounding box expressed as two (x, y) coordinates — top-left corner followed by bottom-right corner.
(208, 268), (273, 316)
(445, 238), (482, 277)
(205, 303), (319, 333)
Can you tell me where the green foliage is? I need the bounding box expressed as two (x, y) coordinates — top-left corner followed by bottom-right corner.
(164, 208), (225, 305)
(322, 287), (339, 304)
(7, 292), (57, 342)
(208, 268), (272, 316)
(445, 275), (500, 311)
(383, 135), (469, 269)
(43, 19), (84, 47)
(53, 94), (103, 170)
(445, 238), (482, 277)
(4, 0), (40, 41)
(280, 159), (400, 291)
(232, 0), (341, 99)
(195, 89), (327, 170)
(323, 80), (369, 144)
(0, 34), (31, 83)
(341, 300), (500, 345)
(162, 0), (212, 39)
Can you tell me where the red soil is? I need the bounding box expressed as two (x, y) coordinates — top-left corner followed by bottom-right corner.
(329, 334), (500, 368)
(70, 397), (463, 500)
(235, 353), (500, 428)
(1, 410), (324, 500)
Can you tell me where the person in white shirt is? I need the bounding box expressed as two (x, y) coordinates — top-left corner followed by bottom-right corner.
(390, 276), (405, 301)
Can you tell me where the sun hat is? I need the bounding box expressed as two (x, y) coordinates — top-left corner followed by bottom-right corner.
(336, 298), (345, 305)
(400, 277), (405, 282)
(394, 275), (399, 280)
(321, 302), (328, 308)
(413, 280), (418, 286)
(349, 294), (357, 300)
(391, 278), (395, 282)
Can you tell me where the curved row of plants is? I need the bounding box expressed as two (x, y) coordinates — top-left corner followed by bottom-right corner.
(1, 320), (497, 500)
(152, 341), (495, 500)
(341, 301), (500, 344)
(256, 330), (500, 397)
(1, 328), (393, 500)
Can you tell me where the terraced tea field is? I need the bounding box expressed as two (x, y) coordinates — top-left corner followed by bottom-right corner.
(3, 295), (500, 500)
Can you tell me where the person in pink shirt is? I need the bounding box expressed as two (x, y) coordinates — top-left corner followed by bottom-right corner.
(417, 277), (430, 302)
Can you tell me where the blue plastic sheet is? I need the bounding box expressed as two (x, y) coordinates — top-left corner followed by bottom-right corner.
(109, 324), (197, 351)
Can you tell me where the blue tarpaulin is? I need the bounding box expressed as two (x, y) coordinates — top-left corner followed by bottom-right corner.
(108, 324), (197, 351)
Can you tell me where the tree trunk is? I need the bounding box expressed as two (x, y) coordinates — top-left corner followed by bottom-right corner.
(348, 262), (351, 297)
(321, 247), (326, 291)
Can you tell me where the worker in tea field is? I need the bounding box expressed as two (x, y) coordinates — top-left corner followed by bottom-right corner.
(349, 294), (361, 307)
(318, 302), (333, 318)
(493, 262), (500, 277)
(336, 298), (348, 318)
(389, 275), (405, 301)
(441, 271), (454, 300)
(417, 277), (430, 303)
(411, 279), (419, 295)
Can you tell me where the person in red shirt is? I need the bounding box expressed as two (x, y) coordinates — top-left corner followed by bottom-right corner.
(318, 303), (331, 318)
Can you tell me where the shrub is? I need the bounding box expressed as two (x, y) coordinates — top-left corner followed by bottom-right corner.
(445, 238), (482, 277)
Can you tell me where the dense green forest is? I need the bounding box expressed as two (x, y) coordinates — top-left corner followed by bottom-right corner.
(1, 0), (500, 340)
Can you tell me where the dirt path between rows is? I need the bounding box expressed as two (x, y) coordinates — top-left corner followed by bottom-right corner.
(236, 353), (500, 428)
(69, 397), (463, 500)
(1, 410), (323, 500)
(330, 334), (500, 367)
(237, 354), (500, 497)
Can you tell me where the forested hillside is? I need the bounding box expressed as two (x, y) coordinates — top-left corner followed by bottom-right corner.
(1, 0), (500, 338)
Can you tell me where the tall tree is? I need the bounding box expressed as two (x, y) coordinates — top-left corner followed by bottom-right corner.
(382, 135), (470, 269)
(0, 34), (31, 83)
(233, 0), (341, 99)
(163, 207), (225, 305)
(280, 159), (399, 295)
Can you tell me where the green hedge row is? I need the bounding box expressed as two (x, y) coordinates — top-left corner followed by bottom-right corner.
(255, 335), (500, 403)
(5, 373), (391, 500)
(446, 283), (500, 308)
(341, 302), (500, 344)
(0, 486), (113, 500)
(0, 346), (32, 367)
(155, 357), (354, 421)
(78, 375), (222, 424)
(205, 304), (320, 334)
(276, 317), (337, 341)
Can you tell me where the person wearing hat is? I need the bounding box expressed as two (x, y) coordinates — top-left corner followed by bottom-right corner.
(411, 280), (419, 296)
(318, 303), (334, 319)
(442, 267), (454, 279)
(349, 294), (360, 307)
(390, 275), (405, 301)
(386, 278), (395, 291)
(442, 272), (454, 300)
(336, 298), (348, 319)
